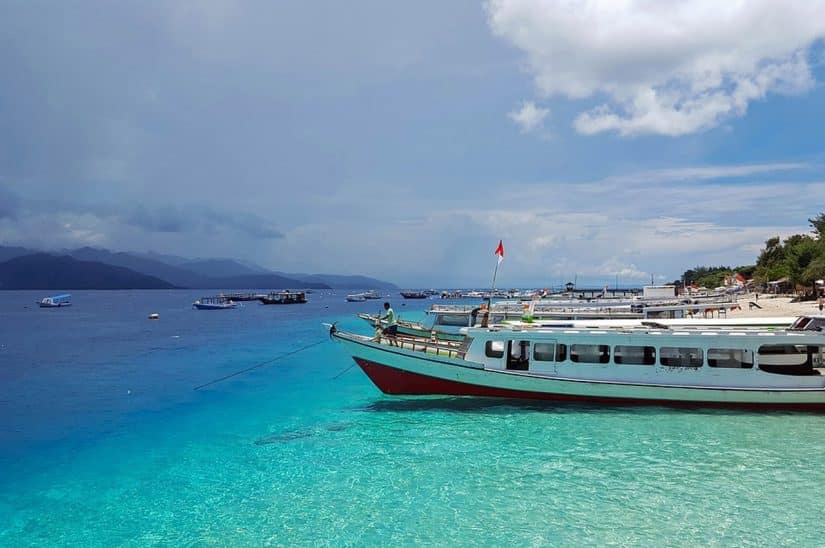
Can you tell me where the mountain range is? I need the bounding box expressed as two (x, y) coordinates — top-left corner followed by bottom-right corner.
(0, 246), (398, 290)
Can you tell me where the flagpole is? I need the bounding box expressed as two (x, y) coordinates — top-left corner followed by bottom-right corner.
(490, 260), (500, 296)
(486, 241), (504, 326)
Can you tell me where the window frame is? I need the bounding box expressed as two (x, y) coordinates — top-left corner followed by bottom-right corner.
(659, 346), (704, 368)
(613, 345), (656, 366)
(570, 344), (610, 364)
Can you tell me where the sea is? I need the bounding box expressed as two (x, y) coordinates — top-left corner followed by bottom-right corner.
(1, 289), (824, 546)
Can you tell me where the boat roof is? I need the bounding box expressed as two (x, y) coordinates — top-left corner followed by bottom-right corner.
(465, 315), (825, 339)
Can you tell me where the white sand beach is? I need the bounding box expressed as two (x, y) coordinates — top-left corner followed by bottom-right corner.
(727, 294), (824, 318)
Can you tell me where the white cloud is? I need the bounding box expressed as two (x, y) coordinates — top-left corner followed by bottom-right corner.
(602, 162), (807, 186)
(508, 100), (549, 133)
(486, 0), (825, 136)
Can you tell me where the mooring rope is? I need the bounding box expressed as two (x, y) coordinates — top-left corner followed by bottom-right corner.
(193, 339), (328, 391)
(330, 361), (358, 380)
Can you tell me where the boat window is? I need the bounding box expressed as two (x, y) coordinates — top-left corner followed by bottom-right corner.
(507, 340), (531, 371)
(758, 345), (808, 365)
(707, 348), (753, 368)
(757, 344), (817, 375)
(614, 345), (656, 365)
(556, 344), (567, 362)
(436, 314), (472, 327)
(533, 343), (555, 362)
(660, 347), (703, 367)
(485, 340), (505, 359)
(570, 344), (610, 364)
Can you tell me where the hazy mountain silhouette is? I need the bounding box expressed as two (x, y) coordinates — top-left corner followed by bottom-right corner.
(0, 254), (176, 289)
(0, 245), (393, 289)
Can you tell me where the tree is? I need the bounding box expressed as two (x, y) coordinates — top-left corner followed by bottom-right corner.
(783, 234), (818, 286)
(809, 212), (825, 239)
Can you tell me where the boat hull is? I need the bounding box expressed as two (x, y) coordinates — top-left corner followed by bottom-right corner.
(336, 335), (825, 409)
(193, 303), (237, 310)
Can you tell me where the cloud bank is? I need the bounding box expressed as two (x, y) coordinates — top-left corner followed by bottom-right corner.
(487, 0), (825, 136)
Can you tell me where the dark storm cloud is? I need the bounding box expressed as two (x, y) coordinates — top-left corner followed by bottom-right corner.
(125, 205), (196, 234)
(123, 204), (282, 239)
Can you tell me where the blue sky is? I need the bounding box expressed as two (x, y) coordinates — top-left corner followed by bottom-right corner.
(2, 1), (825, 287)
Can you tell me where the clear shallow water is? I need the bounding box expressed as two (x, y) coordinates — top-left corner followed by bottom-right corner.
(1, 290), (824, 545)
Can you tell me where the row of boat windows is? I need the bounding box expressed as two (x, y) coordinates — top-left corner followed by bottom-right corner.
(483, 341), (813, 368)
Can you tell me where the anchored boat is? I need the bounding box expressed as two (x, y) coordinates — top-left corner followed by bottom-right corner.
(38, 294), (72, 308)
(193, 296), (238, 310)
(358, 301), (764, 343)
(331, 315), (825, 409)
(259, 291), (307, 305)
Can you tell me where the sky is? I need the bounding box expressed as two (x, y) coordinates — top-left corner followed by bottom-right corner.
(2, 0), (825, 287)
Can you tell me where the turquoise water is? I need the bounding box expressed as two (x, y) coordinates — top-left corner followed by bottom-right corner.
(2, 291), (825, 545)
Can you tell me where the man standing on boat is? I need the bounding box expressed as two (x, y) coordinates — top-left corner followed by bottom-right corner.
(381, 302), (398, 344)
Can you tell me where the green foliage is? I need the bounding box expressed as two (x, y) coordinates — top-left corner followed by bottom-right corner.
(809, 213), (825, 239)
(684, 211), (825, 290)
(750, 212), (825, 287)
(682, 265), (734, 288)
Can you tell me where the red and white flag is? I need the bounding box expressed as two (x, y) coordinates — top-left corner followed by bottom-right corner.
(494, 240), (504, 264)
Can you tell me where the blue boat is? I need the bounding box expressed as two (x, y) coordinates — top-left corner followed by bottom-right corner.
(39, 294), (72, 308)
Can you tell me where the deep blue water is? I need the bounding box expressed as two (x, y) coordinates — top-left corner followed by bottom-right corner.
(2, 290), (825, 545)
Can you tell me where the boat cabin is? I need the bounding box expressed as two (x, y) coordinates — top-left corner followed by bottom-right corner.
(459, 319), (825, 387)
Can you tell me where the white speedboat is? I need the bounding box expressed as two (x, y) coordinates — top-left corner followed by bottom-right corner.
(346, 293), (367, 302)
(331, 315), (825, 409)
(39, 294), (72, 308)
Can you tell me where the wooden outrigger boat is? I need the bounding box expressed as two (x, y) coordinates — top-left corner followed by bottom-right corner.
(331, 315), (825, 409)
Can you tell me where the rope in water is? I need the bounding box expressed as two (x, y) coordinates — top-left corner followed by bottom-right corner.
(193, 339), (328, 391)
(330, 361), (358, 380)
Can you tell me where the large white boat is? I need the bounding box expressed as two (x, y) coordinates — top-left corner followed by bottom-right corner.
(358, 300), (753, 342)
(331, 315), (825, 409)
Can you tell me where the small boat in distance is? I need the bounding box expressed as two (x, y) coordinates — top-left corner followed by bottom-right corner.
(363, 290), (382, 300)
(39, 294), (72, 308)
(193, 296), (239, 310)
(259, 291), (307, 305)
(400, 291), (428, 299)
(346, 293), (367, 302)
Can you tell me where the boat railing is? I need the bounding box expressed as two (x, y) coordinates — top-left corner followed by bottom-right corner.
(377, 333), (467, 360)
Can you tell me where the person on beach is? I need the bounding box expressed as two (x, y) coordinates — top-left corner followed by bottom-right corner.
(380, 302), (398, 344)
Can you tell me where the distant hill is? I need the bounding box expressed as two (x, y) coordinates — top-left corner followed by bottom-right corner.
(66, 247), (216, 288)
(179, 258), (270, 278)
(208, 274), (329, 290)
(291, 273), (398, 289)
(0, 245), (37, 262)
(0, 254), (176, 290)
(64, 248), (327, 289)
(0, 245), (393, 289)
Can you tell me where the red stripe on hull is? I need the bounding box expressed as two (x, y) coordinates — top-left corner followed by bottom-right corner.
(353, 358), (825, 410)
